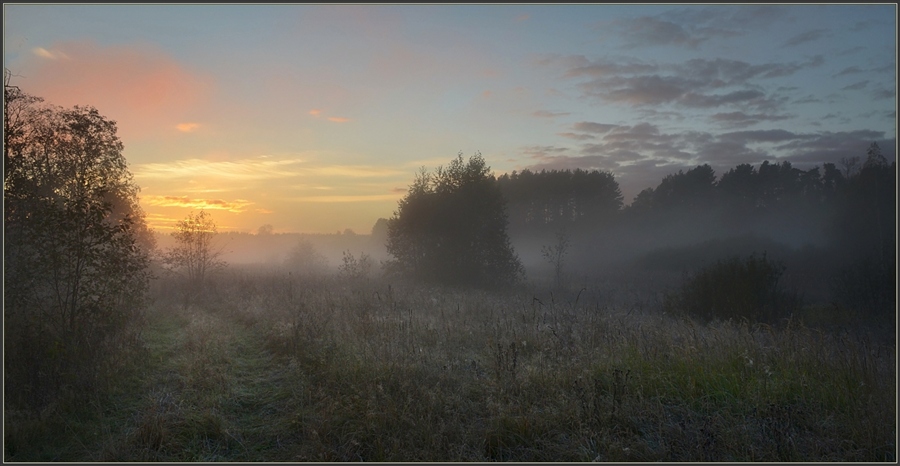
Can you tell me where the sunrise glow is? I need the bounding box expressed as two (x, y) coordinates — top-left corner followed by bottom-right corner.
(4, 4), (895, 234)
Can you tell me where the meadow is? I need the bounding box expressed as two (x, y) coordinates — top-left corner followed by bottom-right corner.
(4, 263), (895, 462)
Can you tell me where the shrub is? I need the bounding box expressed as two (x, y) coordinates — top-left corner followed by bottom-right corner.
(663, 254), (800, 323)
(339, 250), (373, 281)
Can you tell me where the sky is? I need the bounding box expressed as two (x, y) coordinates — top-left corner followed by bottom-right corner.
(4, 4), (896, 234)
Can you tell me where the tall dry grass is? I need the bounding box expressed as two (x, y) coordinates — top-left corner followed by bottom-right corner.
(6, 266), (894, 461)
(212, 268), (895, 461)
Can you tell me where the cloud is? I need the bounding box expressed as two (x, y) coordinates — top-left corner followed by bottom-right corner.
(310, 165), (404, 178)
(532, 110), (569, 118)
(558, 132), (596, 141)
(793, 95), (821, 104)
(680, 89), (767, 108)
(596, 74), (689, 105)
(719, 129), (807, 143)
(833, 66), (863, 77)
(870, 87), (894, 99)
(134, 156), (306, 181)
(307, 109), (350, 122)
(710, 111), (792, 127)
(563, 56), (658, 78)
(133, 155), (406, 185)
(514, 13), (530, 22)
(16, 40), (213, 141)
(287, 194), (402, 203)
(613, 16), (705, 48)
(840, 81), (869, 91)
(518, 146), (572, 165)
(560, 55), (820, 112)
(176, 122), (200, 133)
(783, 29), (829, 47)
(572, 122), (619, 134)
(143, 195), (255, 213)
(598, 6), (789, 50)
(32, 47), (69, 60)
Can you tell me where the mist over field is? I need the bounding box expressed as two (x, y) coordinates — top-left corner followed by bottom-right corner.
(5, 3), (896, 462)
(153, 229), (390, 270)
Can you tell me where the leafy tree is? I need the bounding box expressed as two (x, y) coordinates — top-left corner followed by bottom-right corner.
(498, 168), (623, 233)
(163, 210), (227, 303)
(386, 152), (524, 288)
(653, 164), (716, 210)
(717, 164), (758, 207)
(4, 73), (151, 409)
(627, 187), (656, 214)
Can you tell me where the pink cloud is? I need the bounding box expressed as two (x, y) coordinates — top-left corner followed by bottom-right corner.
(309, 109), (322, 117)
(176, 122), (200, 133)
(17, 40), (213, 141)
(327, 116), (351, 123)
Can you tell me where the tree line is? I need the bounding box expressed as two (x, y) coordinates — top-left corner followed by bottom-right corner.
(386, 147), (894, 307)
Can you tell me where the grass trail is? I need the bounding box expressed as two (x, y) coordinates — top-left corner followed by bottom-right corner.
(112, 302), (312, 461)
(6, 302), (312, 462)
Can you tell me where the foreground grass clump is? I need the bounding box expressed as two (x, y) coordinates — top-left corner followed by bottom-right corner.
(5, 269), (895, 462)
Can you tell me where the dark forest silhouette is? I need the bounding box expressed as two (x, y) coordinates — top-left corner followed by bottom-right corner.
(392, 148), (895, 323)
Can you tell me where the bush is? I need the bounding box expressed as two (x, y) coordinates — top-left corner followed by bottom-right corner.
(339, 250), (373, 281)
(664, 254), (800, 323)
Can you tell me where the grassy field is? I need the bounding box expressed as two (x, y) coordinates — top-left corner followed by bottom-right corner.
(4, 269), (896, 462)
